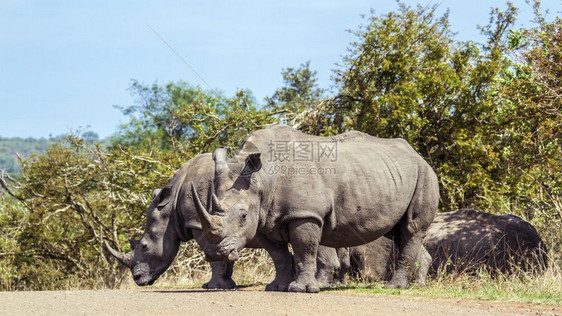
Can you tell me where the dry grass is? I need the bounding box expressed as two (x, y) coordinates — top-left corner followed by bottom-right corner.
(422, 261), (562, 304)
(330, 250), (562, 305)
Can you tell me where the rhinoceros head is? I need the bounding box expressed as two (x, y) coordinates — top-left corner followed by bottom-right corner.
(105, 186), (181, 286)
(192, 147), (262, 262)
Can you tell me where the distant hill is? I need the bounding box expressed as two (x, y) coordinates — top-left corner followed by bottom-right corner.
(0, 132), (105, 175)
(0, 137), (53, 174)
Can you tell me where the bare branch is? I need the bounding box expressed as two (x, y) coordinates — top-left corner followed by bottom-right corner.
(0, 170), (18, 198)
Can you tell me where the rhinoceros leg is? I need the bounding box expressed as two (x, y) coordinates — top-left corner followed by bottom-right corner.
(385, 217), (435, 289)
(288, 219), (322, 293)
(332, 247), (350, 285)
(413, 247), (431, 285)
(316, 246), (340, 287)
(385, 231), (424, 289)
(193, 229), (237, 290)
(202, 261), (237, 289)
(256, 234), (294, 292)
(386, 164), (438, 289)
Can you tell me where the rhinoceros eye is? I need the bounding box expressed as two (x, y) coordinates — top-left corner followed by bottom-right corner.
(239, 212), (247, 227)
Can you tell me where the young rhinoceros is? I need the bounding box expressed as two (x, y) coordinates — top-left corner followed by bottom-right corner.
(192, 125), (439, 292)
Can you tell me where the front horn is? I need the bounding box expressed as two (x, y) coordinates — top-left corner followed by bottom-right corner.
(104, 240), (134, 268)
(191, 181), (225, 243)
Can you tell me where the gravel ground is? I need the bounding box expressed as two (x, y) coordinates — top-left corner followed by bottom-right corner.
(0, 288), (560, 316)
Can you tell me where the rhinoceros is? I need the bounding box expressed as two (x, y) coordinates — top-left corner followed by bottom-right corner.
(104, 153), (241, 288)
(425, 208), (548, 274)
(104, 152), (341, 288)
(333, 208), (548, 283)
(192, 125), (440, 291)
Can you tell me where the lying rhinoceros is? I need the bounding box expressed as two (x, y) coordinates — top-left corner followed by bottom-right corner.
(104, 152), (339, 288)
(425, 208), (548, 274)
(192, 125), (439, 291)
(334, 208), (548, 283)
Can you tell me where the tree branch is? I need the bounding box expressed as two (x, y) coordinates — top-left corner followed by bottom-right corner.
(0, 170), (19, 199)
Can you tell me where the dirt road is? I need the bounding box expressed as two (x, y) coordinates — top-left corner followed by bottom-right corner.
(0, 288), (559, 316)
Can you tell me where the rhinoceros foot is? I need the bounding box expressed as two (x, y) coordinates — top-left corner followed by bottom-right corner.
(384, 274), (409, 289)
(288, 279), (320, 293)
(202, 277), (236, 290)
(316, 269), (332, 287)
(265, 279), (291, 292)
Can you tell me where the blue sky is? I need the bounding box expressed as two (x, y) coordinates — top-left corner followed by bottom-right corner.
(1, 0), (560, 138)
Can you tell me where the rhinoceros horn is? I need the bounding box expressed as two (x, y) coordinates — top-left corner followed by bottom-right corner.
(191, 181), (225, 243)
(213, 147), (229, 176)
(104, 240), (134, 268)
(212, 191), (221, 211)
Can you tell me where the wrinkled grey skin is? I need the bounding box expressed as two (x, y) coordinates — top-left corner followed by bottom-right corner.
(104, 153), (339, 288)
(193, 125), (439, 292)
(424, 208), (548, 274)
(104, 154), (242, 288)
(332, 209), (548, 283)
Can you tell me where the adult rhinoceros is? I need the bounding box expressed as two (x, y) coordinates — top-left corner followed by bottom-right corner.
(424, 208), (548, 274)
(104, 152), (339, 288)
(192, 125), (440, 292)
(104, 154), (238, 288)
(334, 208), (548, 283)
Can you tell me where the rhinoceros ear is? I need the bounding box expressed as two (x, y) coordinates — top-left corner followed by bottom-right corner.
(240, 153), (262, 177)
(157, 187), (173, 207)
(129, 238), (140, 250)
(151, 188), (162, 200)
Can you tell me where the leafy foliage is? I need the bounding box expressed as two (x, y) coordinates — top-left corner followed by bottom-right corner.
(0, 136), (155, 289)
(495, 5), (562, 246)
(112, 80), (276, 159)
(265, 61), (326, 124)
(0, 83), (276, 290)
